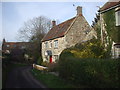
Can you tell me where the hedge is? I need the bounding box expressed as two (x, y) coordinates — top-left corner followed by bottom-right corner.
(58, 52), (120, 88)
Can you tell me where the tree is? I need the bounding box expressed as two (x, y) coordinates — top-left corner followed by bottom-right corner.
(17, 16), (52, 63)
(91, 13), (101, 40)
(17, 16), (51, 41)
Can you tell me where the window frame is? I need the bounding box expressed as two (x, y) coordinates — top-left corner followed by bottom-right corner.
(45, 42), (48, 48)
(54, 55), (59, 61)
(54, 40), (58, 48)
(6, 45), (10, 47)
(49, 41), (52, 48)
(115, 10), (120, 26)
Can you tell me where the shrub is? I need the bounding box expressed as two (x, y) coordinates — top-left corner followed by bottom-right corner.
(73, 39), (109, 59)
(37, 56), (43, 65)
(47, 62), (58, 72)
(58, 58), (119, 88)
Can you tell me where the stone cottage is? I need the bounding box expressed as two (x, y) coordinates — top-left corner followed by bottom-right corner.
(99, 1), (120, 58)
(41, 6), (97, 63)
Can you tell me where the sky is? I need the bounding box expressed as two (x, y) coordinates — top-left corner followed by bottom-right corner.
(1, 1), (106, 42)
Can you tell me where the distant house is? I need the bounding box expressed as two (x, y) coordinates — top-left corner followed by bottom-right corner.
(99, 1), (120, 58)
(2, 39), (31, 61)
(41, 6), (97, 63)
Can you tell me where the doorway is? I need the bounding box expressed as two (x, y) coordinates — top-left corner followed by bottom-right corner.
(50, 55), (52, 63)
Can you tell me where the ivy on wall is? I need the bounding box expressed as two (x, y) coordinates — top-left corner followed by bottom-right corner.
(103, 9), (120, 43)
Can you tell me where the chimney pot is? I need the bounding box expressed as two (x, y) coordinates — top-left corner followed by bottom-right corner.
(52, 20), (56, 27)
(77, 6), (82, 15)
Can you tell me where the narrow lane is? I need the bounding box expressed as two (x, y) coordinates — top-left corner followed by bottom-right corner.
(5, 65), (47, 88)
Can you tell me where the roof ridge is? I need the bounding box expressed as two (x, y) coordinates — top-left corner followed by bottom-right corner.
(57, 17), (76, 26)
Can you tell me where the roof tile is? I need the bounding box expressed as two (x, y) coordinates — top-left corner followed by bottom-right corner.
(42, 17), (76, 41)
(100, 0), (120, 12)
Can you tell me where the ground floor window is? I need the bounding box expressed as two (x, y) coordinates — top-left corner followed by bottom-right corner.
(54, 55), (59, 61)
(114, 44), (120, 58)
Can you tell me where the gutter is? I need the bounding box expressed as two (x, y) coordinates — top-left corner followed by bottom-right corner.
(41, 35), (64, 42)
(99, 4), (120, 13)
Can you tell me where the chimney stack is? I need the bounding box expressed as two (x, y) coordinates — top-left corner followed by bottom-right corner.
(3, 38), (6, 43)
(52, 20), (56, 27)
(77, 6), (82, 15)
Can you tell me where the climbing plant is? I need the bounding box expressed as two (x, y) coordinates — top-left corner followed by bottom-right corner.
(103, 9), (120, 43)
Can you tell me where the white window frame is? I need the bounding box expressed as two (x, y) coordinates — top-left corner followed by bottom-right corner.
(54, 40), (58, 48)
(114, 45), (120, 58)
(54, 55), (59, 61)
(6, 45), (10, 47)
(49, 41), (52, 48)
(115, 10), (120, 26)
(45, 42), (48, 48)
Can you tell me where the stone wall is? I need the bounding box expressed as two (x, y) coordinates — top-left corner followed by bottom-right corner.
(42, 15), (96, 62)
(42, 37), (66, 62)
(65, 15), (92, 48)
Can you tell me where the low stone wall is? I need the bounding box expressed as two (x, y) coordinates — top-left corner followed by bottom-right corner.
(33, 64), (48, 71)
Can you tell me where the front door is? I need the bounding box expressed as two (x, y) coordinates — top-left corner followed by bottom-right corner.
(50, 56), (52, 63)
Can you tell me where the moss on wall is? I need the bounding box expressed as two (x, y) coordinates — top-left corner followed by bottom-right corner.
(103, 9), (120, 43)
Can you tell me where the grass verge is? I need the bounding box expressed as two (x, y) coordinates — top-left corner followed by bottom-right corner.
(31, 69), (77, 88)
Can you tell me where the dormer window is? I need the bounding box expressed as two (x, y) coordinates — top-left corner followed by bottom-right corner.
(115, 10), (120, 26)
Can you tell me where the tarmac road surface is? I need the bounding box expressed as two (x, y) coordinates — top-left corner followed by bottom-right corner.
(5, 65), (47, 89)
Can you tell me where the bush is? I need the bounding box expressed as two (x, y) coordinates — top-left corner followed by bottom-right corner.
(58, 57), (119, 88)
(47, 62), (58, 72)
(73, 39), (109, 59)
(37, 57), (43, 65)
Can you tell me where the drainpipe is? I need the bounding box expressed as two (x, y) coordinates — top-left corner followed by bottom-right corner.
(100, 13), (104, 44)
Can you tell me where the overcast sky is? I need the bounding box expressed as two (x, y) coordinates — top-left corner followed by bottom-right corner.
(1, 2), (106, 42)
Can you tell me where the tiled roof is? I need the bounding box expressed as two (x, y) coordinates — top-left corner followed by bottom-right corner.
(3, 42), (30, 46)
(42, 17), (76, 41)
(2, 42), (31, 50)
(100, 0), (120, 12)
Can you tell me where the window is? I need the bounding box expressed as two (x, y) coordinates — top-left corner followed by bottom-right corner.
(115, 10), (120, 26)
(114, 44), (120, 58)
(14, 45), (16, 47)
(21, 46), (25, 49)
(45, 42), (48, 48)
(49, 41), (52, 48)
(54, 55), (59, 61)
(54, 40), (58, 48)
(6, 45), (10, 47)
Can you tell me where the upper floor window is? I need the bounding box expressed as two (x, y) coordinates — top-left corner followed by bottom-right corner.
(45, 42), (48, 48)
(115, 10), (120, 26)
(49, 41), (52, 48)
(54, 40), (58, 48)
(6, 45), (10, 47)
(14, 45), (16, 47)
(21, 46), (25, 49)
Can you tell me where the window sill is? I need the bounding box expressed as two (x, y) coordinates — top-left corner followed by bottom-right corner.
(115, 25), (120, 27)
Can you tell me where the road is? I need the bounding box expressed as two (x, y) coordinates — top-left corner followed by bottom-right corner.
(5, 65), (47, 88)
